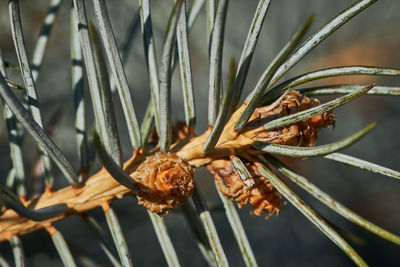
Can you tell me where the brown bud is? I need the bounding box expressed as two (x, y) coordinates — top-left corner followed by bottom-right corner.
(133, 151), (194, 216)
(243, 91), (335, 147)
(207, 158), (281, 217)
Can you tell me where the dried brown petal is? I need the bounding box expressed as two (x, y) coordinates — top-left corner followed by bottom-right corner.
(132, 151), (194, 216)
(207, 158), (281, 217)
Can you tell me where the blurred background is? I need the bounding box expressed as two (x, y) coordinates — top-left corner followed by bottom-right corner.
(0, 0), (400, 266)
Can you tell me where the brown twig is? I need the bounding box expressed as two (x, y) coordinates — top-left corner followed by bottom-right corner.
(0, 92), (334, 241)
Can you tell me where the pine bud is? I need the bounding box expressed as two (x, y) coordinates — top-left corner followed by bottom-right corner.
(133, 151), (194, 216)
(207, 158), (281, 217)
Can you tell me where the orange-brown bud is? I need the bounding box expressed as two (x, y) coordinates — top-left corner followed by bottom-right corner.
(243, 91), (335, 147)
(133, 151), (194, 216)
(207, 158), (281, 217)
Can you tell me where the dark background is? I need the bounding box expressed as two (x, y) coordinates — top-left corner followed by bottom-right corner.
(0, 0), (400, 266)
